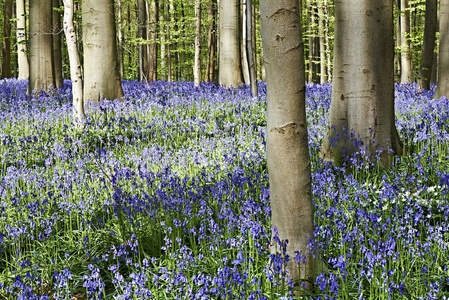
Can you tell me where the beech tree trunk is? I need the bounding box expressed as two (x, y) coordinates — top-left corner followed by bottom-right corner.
(241, 0), (250, 85)
(82, 0), (123, 103)
(435, 1), (449, 100)
(318, 0), (327, 83)
(321, 0), (402, 167)
(218, 0), (242, 87)
(166, 1), (172, 82)
(16, 0), (29, 79)
(2, 0), (13, 78)
(29, 0), (55, 92)
(63, 0), (84, 123)
(206, 0), (217, 82)
(138, 0), (147, 81)
(260, 0), (315, 288)
(194, 0), (201, 86)
(53, 0), (64, 87)
(148, 0), (158, 81)
(117, 0), (124, 79)
(307, 0), (314, 82)
(418, 0), (437, 90)
(400, 0), (413, 83)
(246, 0), (257, 96)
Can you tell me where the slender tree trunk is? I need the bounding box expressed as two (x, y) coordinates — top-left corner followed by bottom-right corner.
(246, 0), (257, 96)
(206, 0), (217, 82)
(324, 0), (332, 81)
(194, 0), (201, 86)
(218, 0), (242, 87)
(418, 0), (437, 90)
(53, 0), (64, 87)
(307, 0), (314, 82)
(260, 0), (315, 288)
(17, 0), (29, 79)
(138, 0), (147, 81)
(241, 0), (250, 84)
(400, 0), (413, 83)
(117, 0), (124, 79)
(63, 0), (84, 123)
(435, 1), (449, 99)
(396, 0), (401, 80)
(2, 0), (13, 78)
(29, 0), (55, 92)
(82, 0), (123, 103)
(318, 0), (327, 83)
(160, 0), (166, 80)
(166, 1), (172, 82)
(322, 0), (402, 167)
(148, 0), (158, 81)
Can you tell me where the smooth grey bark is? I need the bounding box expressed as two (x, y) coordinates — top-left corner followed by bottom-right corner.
(160, 1), (166, 80)
(138, 0), (147, 81)
(53, 0), (63, 87)
(205, 0), (217, 82)
(435, 1), (449, 100)
(317, 0), (327, 83)
(418, 0), (437, 90)
(82, 0), (123, 103)
(400, 0), (413, 83)
(241, 0), (250, 85)
(307, 0), (314, 82)
(148, 0), (158, 81)
(246, 0), (257, 96)
(166, 1), (172, 82)
(29, 0), (55, 92)
(322, 0), (402, 167)
(63, 0), (84, 123)
(260, 0), (315, 288)
(2, 0), (13, 78)
(117, 0), (124, 79)
(194, 0), (202, 86)
(218, 0), (242, 87)
(17, 0), (29, 79)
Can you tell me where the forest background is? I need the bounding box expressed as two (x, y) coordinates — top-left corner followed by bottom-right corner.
(0, 0), (435, 87)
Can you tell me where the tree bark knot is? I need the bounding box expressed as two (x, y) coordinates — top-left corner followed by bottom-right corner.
(271, 122), (303, 135)
(269, 7), (298, 19)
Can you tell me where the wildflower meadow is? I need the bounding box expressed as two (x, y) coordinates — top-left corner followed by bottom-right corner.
(0, 79), (448, 299)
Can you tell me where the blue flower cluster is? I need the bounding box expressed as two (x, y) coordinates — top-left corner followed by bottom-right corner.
(0, 79), (448, 299)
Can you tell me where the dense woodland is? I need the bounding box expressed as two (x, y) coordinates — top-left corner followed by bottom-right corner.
(0, 0), (441, 87)
(0, 0), (449, 298)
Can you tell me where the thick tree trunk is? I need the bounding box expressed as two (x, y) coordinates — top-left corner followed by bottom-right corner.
(29, 0), (55, 92)
(53, 0), (64, 87)
(322, 0), (402, 167)
(418, 0), (437, 90)
(246, 0), (257, 96)
(218, 0), (242, 87)
(63, 0), (84, 123)
(2, 0), (13, 78)
(260, 0), (315, 288)
(82, 0), (123, 103)
(194, 0), (201, 86)
(148, 0), (158, 81)
(400, 0), (413, 83)
(435, 1), (449, 99)
(205, 0), (216, 82)
(16, 0), (29, 79)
